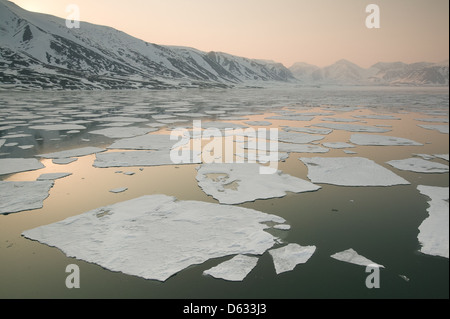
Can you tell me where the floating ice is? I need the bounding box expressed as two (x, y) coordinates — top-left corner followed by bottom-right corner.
(283, 127), (333, 135)
(265, 115), (315, 121)
(415, 118), (449, 123)
(96, 116), (149, 123)
(0, 139), (5, 148)
(109, 187), (128, 194)
(22, 195), (286, 282)
(269, 244), (316, 274)
(277, 132), (325, 144)
(0, 158), (45, 176)
(434, 154), (449, 161)
(416, 186), (449, 258)
(387, 158), (449, 173)
(418, 124), (449, 134)
(244, 121), (272, 126)
(353, 114), (400, 120)
(94, 150), (200, 168)
(108, 134), (183, 150)
(203, 255), (259, 281)
(246, 142), (329, 154)
(331, 249), (385, 268)
(314, 123), (391, 133)
(0, 181), (53, 215)
(29, 124), (87, 131)
(89, 127), (157, 139)
(299, 157), (410, 186)
(52, 158), (78, 165)
(37, 147), (106, 159)
(350, 134), (422, 146)
(322, 142), (355, 149)
(273, 224), (291, 230)
(37, 173), (72, 181)
(196, 163), (320, 204)
(322, 117), (361, 122)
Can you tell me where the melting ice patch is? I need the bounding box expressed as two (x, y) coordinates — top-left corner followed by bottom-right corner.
(350, 134), (422, 146)
(417, 186), (449, 259)
(107, 134), (186, 150)
(0, 158), (45, 175)
(269, 244), (316, 274)
(299, 157), (410, 186)
(203, 255), (259, 281)
(37, 173), (72, 181)
(0, 181), (53, 215)
(387, 158), (449, 174)
(434, 154), (449, 161)
(22, 195), (286, 282)
(283, 127), (333, 135)
(322, 142), (355, 149)
(277, 132), (325, 144)
(331, 249), (385, 268)
(196, 163), (321, 205)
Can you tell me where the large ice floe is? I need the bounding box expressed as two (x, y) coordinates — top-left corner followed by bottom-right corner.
(349, 134), (423, 146)
(269, 244), (316, 274)
(416, 186), (449, 258)
(331, 249), (385, 268)
(0, 158), (45, 175)
(387, 158), (449, 174)
(277, 132), (325, 144)
(196, 163), (321, 204)
(0, 181), (53, 215)
(299, 157), (410, 186)
(203, 255), (259, 281)
(22, 195), (286, 282)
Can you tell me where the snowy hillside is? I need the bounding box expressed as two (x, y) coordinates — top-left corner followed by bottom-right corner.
(290, 59), (449, 86)
(0, 0), (295, 90)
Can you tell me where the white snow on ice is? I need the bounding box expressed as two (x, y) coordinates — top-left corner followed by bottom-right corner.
(196, 163), (320, 204)
(22, 195), (286, 282)
(387, 158), (449, 174)
(0, 158), (45, 175)
(416, 186), (449, 259)
(299, 157), (410, 186)
(331, 249), (385, 268)
(203, 255), (259, 281)
(37, 147), (106, 159)
(350, 134), (422, 146)
(0, 181), (53, 215)
(269, 244), (316, 274)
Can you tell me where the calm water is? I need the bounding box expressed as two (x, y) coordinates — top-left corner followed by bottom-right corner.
(0, 86), (448, 299)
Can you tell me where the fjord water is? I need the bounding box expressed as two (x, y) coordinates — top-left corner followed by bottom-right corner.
(0, 86), (448, 299)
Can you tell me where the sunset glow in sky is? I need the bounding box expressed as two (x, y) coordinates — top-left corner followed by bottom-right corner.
(9, 0), (449, 68)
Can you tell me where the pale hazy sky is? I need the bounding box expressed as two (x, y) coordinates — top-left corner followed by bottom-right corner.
(10, 0), (449, 68)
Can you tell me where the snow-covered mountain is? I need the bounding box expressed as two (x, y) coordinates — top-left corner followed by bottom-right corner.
(0, 0), (295, 90)
(290, 59), (449, 86)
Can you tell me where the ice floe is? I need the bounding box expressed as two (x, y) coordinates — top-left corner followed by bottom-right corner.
(265, 115), (315, 122)
(94, 150), (200, 168)
(107, 134), (184, 150)
(322, 142), (355, 149)
(331, 249), (385, 268)
(277, 132), (325, 144)
(244, 121), (272, 126)
(353, 114), (400, 120)
(0, 181), (53, 215)
(22, 195), (286, 282)
(299, 157), (410, 186)
(269, 244), (316, 274)
(387, 158), (449, 173)
(196, 163), (320, 204)
(0, 139), (5, 148)
(52, 158), (78, 165)
(418, 124), (449, 134)
(29, 124), (87, 131)
(283, 127), (333, 135)
(434, 154), (449, 161)
(37, 173), (72, 181)
(203, 255), (259, 281)
(416, 186), (449, 258)
(89, 127), (157, 139)
(109, 187), (128, 194)
(0, 158), (45, 176)
(314, 123), (391, 133)
(350, 134), (422, 146)
(37, 147), (106, 159)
